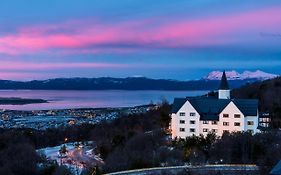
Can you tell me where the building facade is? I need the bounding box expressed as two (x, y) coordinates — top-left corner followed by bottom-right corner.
(171, 71), (259, 138)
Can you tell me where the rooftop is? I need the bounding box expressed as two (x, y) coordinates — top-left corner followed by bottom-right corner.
(172, 97), (258, 121)
(219, 70), (229, 90)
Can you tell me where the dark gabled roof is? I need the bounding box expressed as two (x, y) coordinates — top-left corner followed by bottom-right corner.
(233, 99), (258, 116)
(171, 98), (188, 113)
(270, 160), (281, 175)
(188, 97), (230, 121)
(200, 114), (220, 121)
(219, 71), (229, 90)
(171, 97), (258, 120)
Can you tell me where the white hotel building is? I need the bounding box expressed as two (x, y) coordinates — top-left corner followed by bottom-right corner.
(171, 71), (259, 138)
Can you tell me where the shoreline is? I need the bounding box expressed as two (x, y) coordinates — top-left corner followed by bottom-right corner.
(1, 103), (155, 112)
(0, 104), (157, 130)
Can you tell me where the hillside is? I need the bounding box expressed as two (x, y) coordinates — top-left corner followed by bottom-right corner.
(0, 77), (260, 90)
(232, 77), (281, 111)
(231, 76), (281, 127)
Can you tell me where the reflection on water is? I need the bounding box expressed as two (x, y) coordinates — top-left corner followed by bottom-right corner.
(0, 90), (208, 110)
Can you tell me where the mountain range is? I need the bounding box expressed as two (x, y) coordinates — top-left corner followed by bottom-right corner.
(204, 70), (278, 80)
(0, 70), (278, 90)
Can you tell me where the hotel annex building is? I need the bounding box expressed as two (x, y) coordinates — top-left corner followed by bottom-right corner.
(171, 71), (259, 138)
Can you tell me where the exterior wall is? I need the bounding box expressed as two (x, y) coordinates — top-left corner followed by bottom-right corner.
(217, 101), (244, 136)
(171, 113), (178, 139)
(244, 111), (259, 134)
(218, 90), (230, 99)
(171, 101), (259, 139)
(199, 120), (219, 137)
(171, 100), (200, 139)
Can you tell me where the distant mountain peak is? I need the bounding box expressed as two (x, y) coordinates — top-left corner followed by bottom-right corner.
(204, 70), (278, 80)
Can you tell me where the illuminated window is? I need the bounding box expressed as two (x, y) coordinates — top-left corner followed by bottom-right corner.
(203, 128), (208, 132)
(203, 121), (209, 124)
(248, 129), (253, 133)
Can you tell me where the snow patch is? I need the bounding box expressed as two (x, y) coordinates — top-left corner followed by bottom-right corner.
(204, 70), (278, 80)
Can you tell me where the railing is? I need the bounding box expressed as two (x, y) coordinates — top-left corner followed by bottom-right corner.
(105, 164), (259, 175)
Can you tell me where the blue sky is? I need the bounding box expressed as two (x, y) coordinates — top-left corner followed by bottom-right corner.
(0, 0), (280, 80)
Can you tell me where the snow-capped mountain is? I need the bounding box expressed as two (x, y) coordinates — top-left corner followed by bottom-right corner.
(204, 70), (278, 80)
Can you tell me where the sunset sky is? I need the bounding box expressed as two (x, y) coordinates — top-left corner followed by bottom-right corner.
(0, 0), (281, 80)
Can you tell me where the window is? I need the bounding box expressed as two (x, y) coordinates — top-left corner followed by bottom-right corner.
(223, 130), (229, 133)
(179, 112), (185, 116)
(190, 128), (195, 132)
(248, 129), (254, 133)
(212, 129), (218, 133)
(248, 121), (254, 125)
(234, 114), (241, 118)
(203, 121), (209, 124)
(179, 120), (185, 124)
(179, 128), (185, 132)
(203, 128), (208, 132)
(212, 121), (218, 125)
(234, 122), (240, 126)
(223, 114), (229, 118)
(190, 120), (195, 124)
(223, 122), (229, 126)
(190, 112), (196, 116)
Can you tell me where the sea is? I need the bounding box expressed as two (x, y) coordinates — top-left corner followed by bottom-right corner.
(0, 90), (208, 110)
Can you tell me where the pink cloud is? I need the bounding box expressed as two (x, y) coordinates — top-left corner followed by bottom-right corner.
(0, 61), (129, 71)
(148, 6), (281, 47)
(0, 6), (281, 55)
